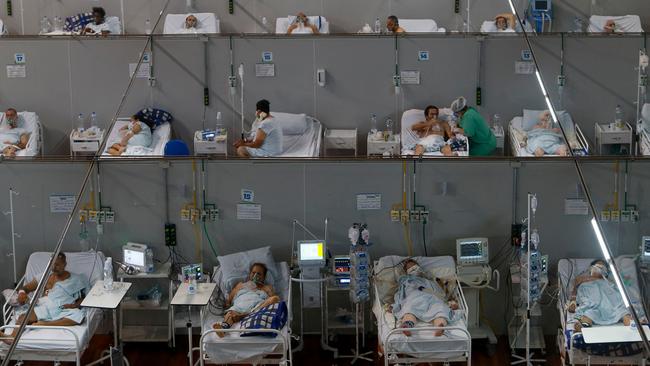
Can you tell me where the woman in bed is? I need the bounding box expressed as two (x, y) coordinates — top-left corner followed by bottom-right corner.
(108, 115), (153, 156)
(525, 111), (569, 156)
(389, 259), (458, 336)
(410, 106), (456, 156)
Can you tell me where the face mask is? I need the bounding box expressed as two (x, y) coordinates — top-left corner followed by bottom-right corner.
(252, 273), (263, 285)
(406, 264), (421, 276)
(591, 264), (608, 278)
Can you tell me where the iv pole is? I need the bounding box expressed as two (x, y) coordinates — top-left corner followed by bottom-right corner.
(3, 188), (20, 285)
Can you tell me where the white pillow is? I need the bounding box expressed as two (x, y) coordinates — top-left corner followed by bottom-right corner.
(217, 246), (278, 294)
(272, 112), (308, 135)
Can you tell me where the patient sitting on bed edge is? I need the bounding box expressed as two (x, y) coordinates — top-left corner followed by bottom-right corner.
(567, 259), (639, 332)
(410, 106), (464, 156)
(108, 115), (153, 156)
(524, 111), (569, 156)
(0, 253), (88, 344)
(387, 259), (458, 336)
(213, 263), (280, 337)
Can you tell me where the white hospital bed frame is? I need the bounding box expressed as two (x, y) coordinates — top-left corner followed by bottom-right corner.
(0, 252), (104, 366)
(556, 255), (648, 366)
(508, 116), (590, 157)
(639, 129), (650, 156)
(373, 259), (471, 365)
(197, 264), (292, 365)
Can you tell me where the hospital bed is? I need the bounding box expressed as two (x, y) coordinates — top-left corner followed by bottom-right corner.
(557, 256), (648, 365)
(509, 110), (589, 156)
(638, 103), (650, 156)
(399, 19), (446, 33)
(0, 19), (6, 35)
(588, 15), (644, 33)
(401, 108), (469, 157)
(163, 13), (220, 34)
(100, 118), (172, 158)
(273, 112), (322, 157)
(373, 255), (471, 365)
(480, 15), (533, 33)
(0, 111), (43, 158)
(198, 247), (292, 365)
(276, 15), (329, 34)
(44, 14), (122, 35)
(0, 251), (106, 366)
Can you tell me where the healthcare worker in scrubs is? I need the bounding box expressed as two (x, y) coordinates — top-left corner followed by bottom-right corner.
(450, 97), (496, 156)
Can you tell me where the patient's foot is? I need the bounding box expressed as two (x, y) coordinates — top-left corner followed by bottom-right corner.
(574, 316), (592, 332)
(212, 322), (230, 338)
(0, 331), (14, 345)
(432, 317), (447, 336)
(534, 147), (545, 157)
(400, 320), (415, 337)
(623, 314), (632, 326)
(556, 145), (568, 156)
(441, 145), (454, 157)
(414, 145), (425, 156)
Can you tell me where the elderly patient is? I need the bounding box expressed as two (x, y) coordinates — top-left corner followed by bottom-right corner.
(185, 14), (198, 29)
(108, 115), (153, 156)
(389, 259), (458, 336)
(568, 259), (632, 332)
(410, 106), (454, 156)
(213, 263), (280, 337)
(287, 12), (320, 34)
(0, 109), (30, 157)
(525, 111), (569, 156)
(0, 253), (88, 343)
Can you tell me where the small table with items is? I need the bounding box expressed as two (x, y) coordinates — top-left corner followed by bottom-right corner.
(171, 282), (217, 366)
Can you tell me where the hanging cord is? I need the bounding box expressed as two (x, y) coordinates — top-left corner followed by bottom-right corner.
(508, 0), (650, 353)
(402, 161), (413, 256)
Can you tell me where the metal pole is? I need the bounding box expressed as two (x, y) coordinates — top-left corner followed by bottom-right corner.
(526, 194), (531, 364)
(0, 1), (172, 364)
(8, 188), (18, 285)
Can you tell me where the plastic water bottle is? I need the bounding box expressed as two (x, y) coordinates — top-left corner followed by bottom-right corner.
(76, 113), (85, 132)
(492, 114), (501, 129)
(145, 248), (154, 273)
(215, 111), (223, 135)
(385, 118), (394, 136)
(53, 16), (63, 32)
(615, 105), (625, 129)
(262, 17), (269, 33)
(145, 19), (152, 34)
(370, 114), (378, 134)
(374, 17), (381, 34)
(90, 112), (97, 129)
(573, 17), (584, 32)
(40, 16), (51, 34)
(188, 277), (197, 295)
(103, 257), (114, 291)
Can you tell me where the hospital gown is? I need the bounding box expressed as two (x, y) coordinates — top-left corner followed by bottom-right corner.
(126, 121), (152, 148)
(0, 128), (26, 150)
(392, 274), (452, 323)
(246, 117), (283, 157)
(525, 128), (565, 155)
(22, 274), (89, 324)
(575, 278), (628, 326)
(227, 281), (269, 314)
(412, 134), (446, 153)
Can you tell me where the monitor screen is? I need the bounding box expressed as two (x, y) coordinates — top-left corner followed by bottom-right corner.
(644, 238), (650, 256)
(299, 241), (324, 261)
(534, 0), (549, 10)
(124, 248), (145, 267)
(460, 241), (483, 259)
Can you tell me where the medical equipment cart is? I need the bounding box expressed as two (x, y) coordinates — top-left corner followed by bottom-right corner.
(324, 128), (358, 156)
(595, 123), (633, 155)
(118, 262), (173, 345)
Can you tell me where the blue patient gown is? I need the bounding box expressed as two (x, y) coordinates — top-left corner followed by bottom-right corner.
(32, 274), (88, 324)
(227, 282), (269, 314)
(575, 279), (628, 325)
(127, 121), (152, 147)
(392, 274), (451, 323)
(525, 128), (565, 155)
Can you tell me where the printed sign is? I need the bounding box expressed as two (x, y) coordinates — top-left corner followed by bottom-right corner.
(564, 198), (588, 215)
(255, 63), (275, 77)
(129, 62), (151, 78)
(262, 51), (273, 62)
(14, 53), (26, 64)
(521, 50), (532, 61)
(241, 189), (254, 203)
(6, 65), (26, 78)
(357, 193), (381, 210)
(515, 61), (535, 74)
(400, 70), (421, 85)
(418, 51), (430, 61)
(237, 203), (262, 220)
(50, 194), (76, 213)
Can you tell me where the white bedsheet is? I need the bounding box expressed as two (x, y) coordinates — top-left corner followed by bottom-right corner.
(588, 15), (644, 33)
(276, 16), (329, 34)
(279, 116), (322, 157)
(101, 119), (171, 158)
(164, 13), (220, 34)
(373, 255), (469, 361)
(400, 19), (445, 33)
(201, 262), (290, 364)
(0, 19), (6, 35)
(1, 251), (105, 352)
(0, 111), (41, 157)
(400, 109), (468, 156)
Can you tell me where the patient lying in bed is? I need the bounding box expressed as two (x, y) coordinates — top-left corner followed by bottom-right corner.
(108, 115), (153, 156)
(389, 259), (458, 336)
(525, 111), (569, 156)
(213, 263), (280, 337)
(0, 253), (88, 343)
(410, 106), (464, 156)
(568, 259), (632, 332)
(0, 129), (30, 157)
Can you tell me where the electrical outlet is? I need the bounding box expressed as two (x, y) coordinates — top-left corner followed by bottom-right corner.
(400, 210), (410, 223)
(79, 210), (88, 222)
(621, 210), (631, 223)
(420, 210), (429, 222)
(209, 208), (219, 221)
(97, 211), (106, 223)
(410, 210), (420, 222)
(200, 209), (208, 221)
(181, 209), (191, 221)
(600, 210), (610, 222)
(632, 210), (640, 223)
(88, 210), (98, 223)
(610, 210), (620, 223)
(104, 211), (115, 223)
(390, 210), (400, 222)
(190, 208), (200, 222)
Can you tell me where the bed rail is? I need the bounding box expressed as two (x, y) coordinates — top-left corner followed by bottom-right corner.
(0, 324), (83, 366)
(199, 328), (290, 365)
(574, 123), (590, 155)
(2, 276), (26, 324)
(383, 325), (471, 366)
